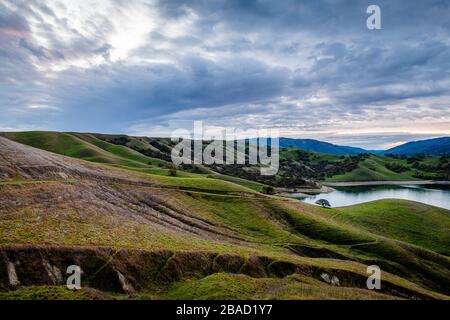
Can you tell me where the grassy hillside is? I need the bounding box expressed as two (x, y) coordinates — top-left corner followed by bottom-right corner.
(164, 273), (398, 300)
(2, 132), (447, 185)
(0, 131), (116, 163)
(0, 286), (98, 300)
(71, 133), (166, 166)
(325, 155), (436, 182)
(1, 180), (448, 299)
(0, 131), (267, 186)
(335, 199), (450, 255)
(208, 173), (267, 192)
(0, 131), (159, 168)
(1, 132), (450, 299)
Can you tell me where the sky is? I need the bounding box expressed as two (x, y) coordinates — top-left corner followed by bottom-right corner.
(1, 0), (449, 150)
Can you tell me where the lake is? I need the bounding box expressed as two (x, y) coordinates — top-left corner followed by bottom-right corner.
(297, 184), (450, 210)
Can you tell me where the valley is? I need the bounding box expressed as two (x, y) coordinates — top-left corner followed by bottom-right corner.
(0, 133), (449, 299)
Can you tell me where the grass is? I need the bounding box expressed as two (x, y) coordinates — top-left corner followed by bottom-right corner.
(267, 200), (375, 246)
(0, 187), (449, 299)
(189, 193), (300, 244)
(164, 273), (398, 300)
(2, 131), (442, 184)
(0, 179), (52, 185)
(1, 132), (450, 299)
(0, 131), (175, 176)
(335, 199), (450, 255)
(111, 164), (204, 178)
(0, 204), (250, 255)
(150, 175), (257, 194)
(72, 133), (166, 166)
(0, 286), (95, 300)
(0, 132), (260, 183)
(1, 131), (114, 163)
(326, 155), (422, 182)
(208, 173), (267, 192)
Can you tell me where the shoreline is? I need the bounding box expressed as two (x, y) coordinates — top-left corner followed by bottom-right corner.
(323, 180), (450, 187)
(277, 180), (450, 199)
(276, 185), (335, 198)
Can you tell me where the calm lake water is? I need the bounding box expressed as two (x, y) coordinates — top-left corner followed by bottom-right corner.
(298, 184), (450, 210)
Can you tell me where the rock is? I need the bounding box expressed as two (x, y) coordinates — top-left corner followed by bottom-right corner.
(117, 271), (135, 293)
(7, 261), (20, 287)
(42, 259), (63, 284)
(320, 272), (340, 286)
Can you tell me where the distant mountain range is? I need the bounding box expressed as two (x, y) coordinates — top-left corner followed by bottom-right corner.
(278, 138), (367, 155)
(277, 137), (450, 156)
(383, 137), (450, 156)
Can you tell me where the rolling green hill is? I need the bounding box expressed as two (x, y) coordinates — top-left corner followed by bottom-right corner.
(325, 156), (420, 182)
(0, 134), (449, 299)
(2, 132), (447, 186)
(0, 131), (265, 185)
(335, 199), (450, 255)
(0, 131), (158, 167)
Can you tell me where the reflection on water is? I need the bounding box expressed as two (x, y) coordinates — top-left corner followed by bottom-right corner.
(298, 184), (450, 210)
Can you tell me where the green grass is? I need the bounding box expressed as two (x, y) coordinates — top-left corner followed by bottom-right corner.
(150, 175), (257, 194)
(1, 131), (450, 299)
(335, 199), (450, 255)
(2, 132), (442, 184)
(1, 131), (115, 163)
(326, 156), (420, 182)
(208, 174), (267, 192)
(1, 180), (449, 298)
(190, 194), (300, 244)
(72, 133), (166, 166)
(266, 200), (375, 246)
(164, 273), (398, 300)
(0, 131), (194, 178)
(111, 164), (204, 178)
(0, 286), (94, 300)
(1, 132), (257, 183)
(0, 205), (256, 255)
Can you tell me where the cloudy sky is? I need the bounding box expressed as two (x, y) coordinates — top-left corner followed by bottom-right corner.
(1, 0), (449, 149)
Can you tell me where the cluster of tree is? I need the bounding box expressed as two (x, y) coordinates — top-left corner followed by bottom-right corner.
(385, 153), (427, 161)
(385, 162), (409, 173)
(210, 163), (317, 188)
(102, 135), (130, 146)
(384, 154), (450, 180)
(412, 159), (450, 180)
(96, 135), (173, 162)
(308, 155), (363, 178)
(99, 135), (450, 186)
(147, 139), (172, 154)
(209, 152), (370, 188)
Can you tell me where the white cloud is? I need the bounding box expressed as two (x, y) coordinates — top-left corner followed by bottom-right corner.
(27, 104), (59, 110)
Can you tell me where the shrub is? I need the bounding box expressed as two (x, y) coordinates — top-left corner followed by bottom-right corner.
(262, 185), (275, 195)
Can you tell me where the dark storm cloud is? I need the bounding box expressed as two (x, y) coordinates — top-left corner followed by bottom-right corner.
(0, 0), (449, 147)
(44, 56), (289, 132)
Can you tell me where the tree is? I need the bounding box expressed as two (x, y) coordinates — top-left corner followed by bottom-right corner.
(315, 199), (331, 208)
(262, 185), (275, 195)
